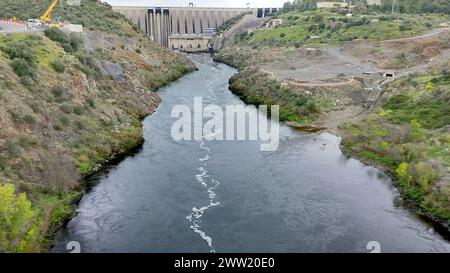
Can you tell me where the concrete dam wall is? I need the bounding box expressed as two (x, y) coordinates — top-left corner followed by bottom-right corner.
(113, 6), (279, 48)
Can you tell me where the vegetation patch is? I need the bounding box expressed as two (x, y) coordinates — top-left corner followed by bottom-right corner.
(44, 28), (83, 54)
(229, 68), (319, 123)
(237, 9), (449, 48)
(341, 71), (450, 223)
(0, 183), (40, 252)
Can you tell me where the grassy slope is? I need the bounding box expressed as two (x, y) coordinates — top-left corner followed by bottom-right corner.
(0, 0), (52, 20)
(0, 0), (194, 252)
(249, 10), (450, 47)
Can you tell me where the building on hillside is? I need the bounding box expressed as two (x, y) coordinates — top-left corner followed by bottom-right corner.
(266, 19), (284, 28)
(317, 2), (349, 9)
(67, 0), (81, 5)
(367, 0), (382, 6)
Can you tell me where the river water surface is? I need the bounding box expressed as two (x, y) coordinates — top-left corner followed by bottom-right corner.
(53, 55), (450, 253)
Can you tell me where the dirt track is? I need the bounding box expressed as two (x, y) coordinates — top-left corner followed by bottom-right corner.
(261, 46), (378, 87)
(381, 27), (450, 43)
(213, 15), (266, 51)
(287, 78), (358, 88)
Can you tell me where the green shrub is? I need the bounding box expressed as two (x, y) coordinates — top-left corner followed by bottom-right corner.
(10, 111), (35, 125)
(44, 28), (69, 44)
(9, 110), (23, 123)
(44, 28), (83, 53)
(74, 120), (85, 130)
(30, 102), (44, 114)
(234, 31), (249, 44)
(2, 41), (35, 62)
(305, 100), (318, 112)
(60, 104), (73, 114)
(51, 85), (67, 98)
(28, 34), (42, 41)
(378, 141), (389, 151)
(86, 97), (95, 108)
(69, 33), (83, 52)
(442, 69), (449, 79)
(408, 120), (425, 141)
(295, 96), (308, 106)
(60, 115), (71, 127)
(76, 52), (99, 78)
(23, 114), (36, 124)
(10, 58), (35, 78)
(18, 136), (37, 148)
(51, 59), (65, 73)
(53, 122), (63, 131)
(266, 37), (276, 47)
(399, 22), (413, 32)
(20, 76), (35, 89)
(5, 139), (22, 157)
(396, 162), (410, 186)
(0, 155), (6, 171)
(73, 105), (85, 115)
(411, 162), (438, 192)
(51, 85), (72, 102)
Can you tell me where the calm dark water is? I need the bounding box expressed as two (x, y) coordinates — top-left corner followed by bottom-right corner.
(53, 55), (450, 253)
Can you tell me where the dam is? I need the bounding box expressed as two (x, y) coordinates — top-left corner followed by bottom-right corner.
(112, 6), (279, 49)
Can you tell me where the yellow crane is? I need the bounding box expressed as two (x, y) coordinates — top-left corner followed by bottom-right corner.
(40, 0), (59, 22)
(27, 0), (62, 28)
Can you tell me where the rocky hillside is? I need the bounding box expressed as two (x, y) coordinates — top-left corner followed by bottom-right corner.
(0, 1), (194, 252)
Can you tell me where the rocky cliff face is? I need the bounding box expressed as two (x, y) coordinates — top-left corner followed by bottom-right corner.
(0, 1), (194, 252)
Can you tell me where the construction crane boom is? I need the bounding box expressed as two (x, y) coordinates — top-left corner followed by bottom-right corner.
(40, 0), (59, 22)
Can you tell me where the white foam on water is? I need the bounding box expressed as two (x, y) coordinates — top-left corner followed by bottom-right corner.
(186, 139), (221, 253)
(199, 140), (211, 152)
(195, 167), (208, 187)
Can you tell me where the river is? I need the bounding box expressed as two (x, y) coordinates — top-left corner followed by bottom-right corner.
(53, 55), (450, 253)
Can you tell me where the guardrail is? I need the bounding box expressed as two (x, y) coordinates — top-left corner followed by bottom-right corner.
(0, 20), (30, 34)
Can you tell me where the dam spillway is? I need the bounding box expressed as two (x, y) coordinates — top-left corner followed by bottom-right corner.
(112, 6), (279, 48)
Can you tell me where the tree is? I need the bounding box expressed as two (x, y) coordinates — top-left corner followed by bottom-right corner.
(282, 0), (318, 12)
(408, 120), (425, 141)
(354, 2), (368, 14)
(282, 1), (294, 12)
(379, 0), (450, 14)
(294, 0), (318, 11)
(0, 183), (36, 252)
